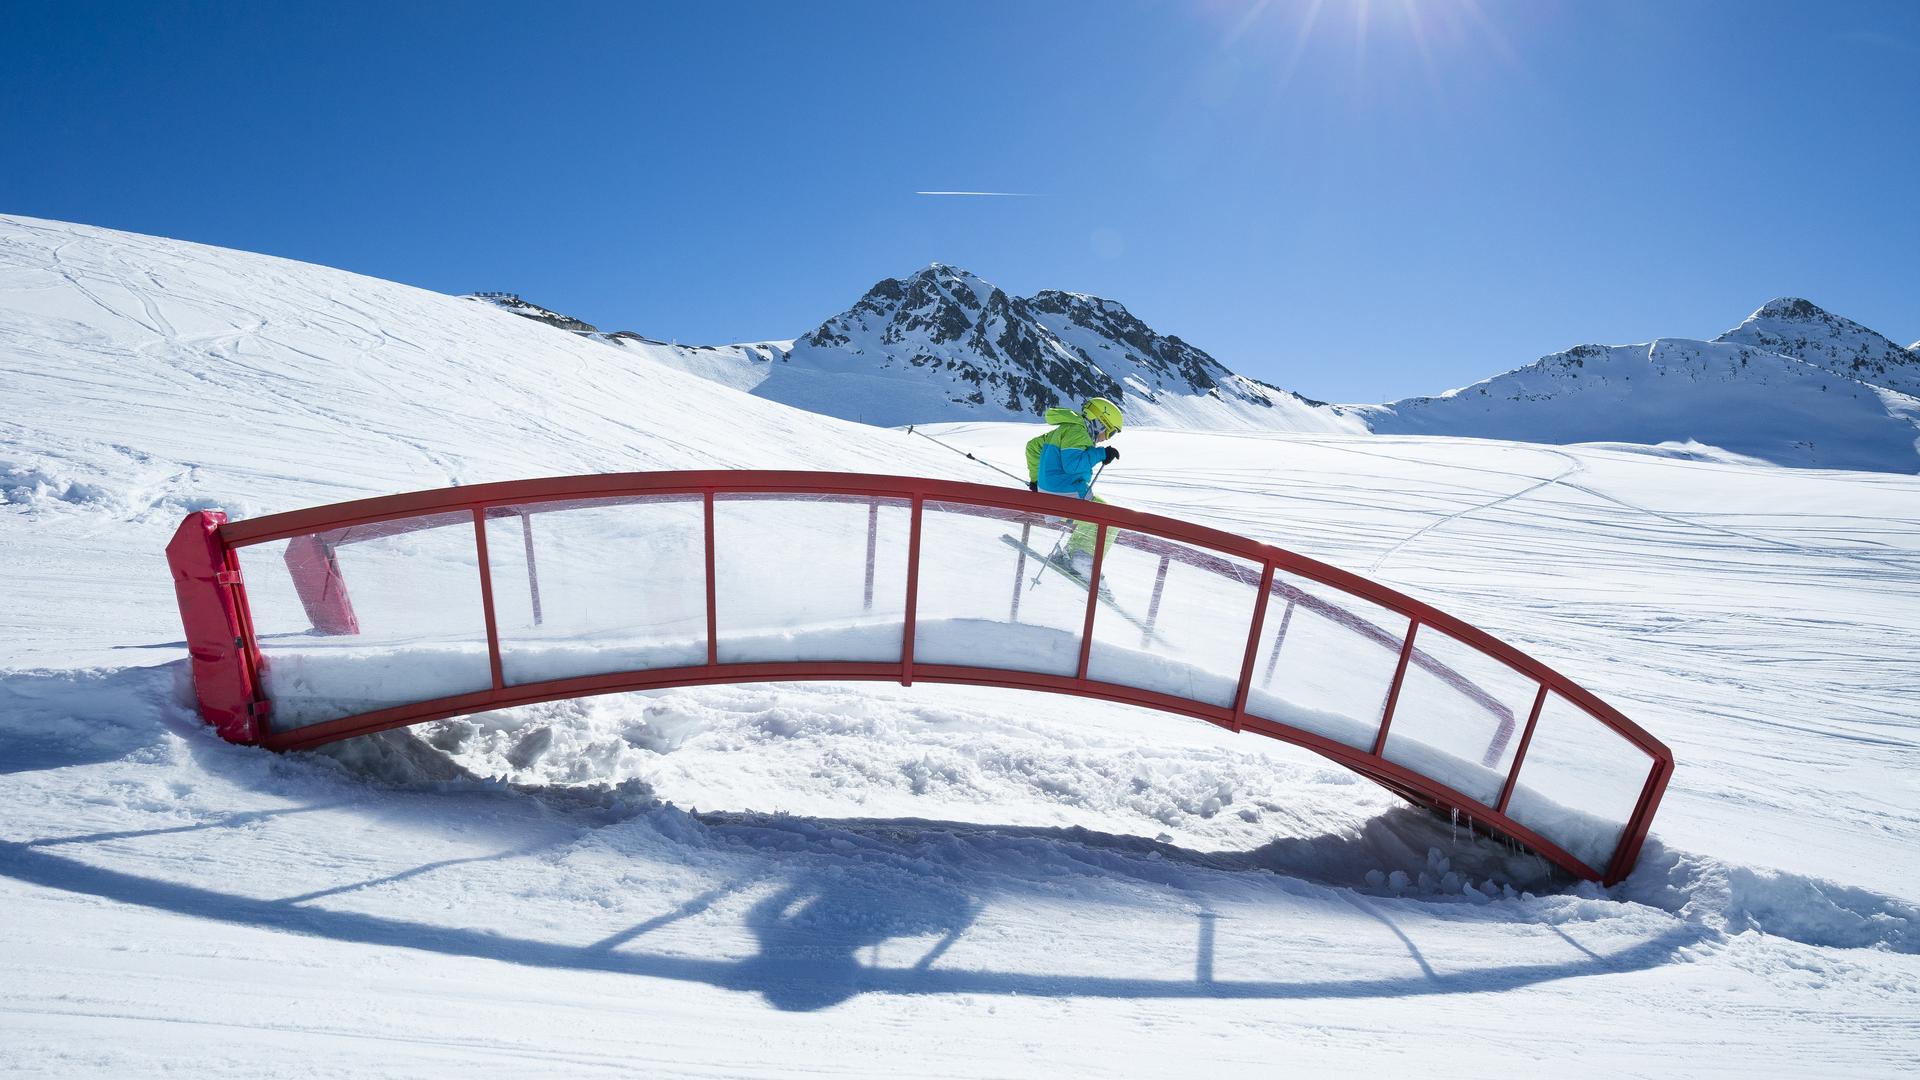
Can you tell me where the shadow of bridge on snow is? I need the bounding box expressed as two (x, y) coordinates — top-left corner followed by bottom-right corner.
(0, 666), (1709, 1012)
(0, 807), (1707, 1013)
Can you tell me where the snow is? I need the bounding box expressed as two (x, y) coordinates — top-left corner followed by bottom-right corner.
(2, 215), (1918, 1076)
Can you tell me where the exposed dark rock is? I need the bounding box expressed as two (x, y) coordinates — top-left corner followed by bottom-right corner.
(466, 292), (599, 334)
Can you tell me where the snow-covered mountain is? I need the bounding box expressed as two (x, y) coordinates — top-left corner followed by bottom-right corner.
(768, 265), (1353, 431)
(471, 267), (1363, 433)
(1715, 297), (1920, 398)
(1357, 300), (1920, 473)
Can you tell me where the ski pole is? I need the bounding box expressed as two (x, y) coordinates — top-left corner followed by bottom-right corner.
(905, 425), (1029, 486)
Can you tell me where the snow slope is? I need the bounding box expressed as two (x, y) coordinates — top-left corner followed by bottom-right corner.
(2, 216), (1917, 1077)
(0, 216), (983, 667)
(465, 290), (794, 398)
(1356, 337), (1920, 472)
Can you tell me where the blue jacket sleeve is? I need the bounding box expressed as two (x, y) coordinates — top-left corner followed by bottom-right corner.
(1038, 444), (1102, 497)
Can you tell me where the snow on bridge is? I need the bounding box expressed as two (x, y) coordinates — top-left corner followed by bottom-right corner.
(168, 471), (1671, 884)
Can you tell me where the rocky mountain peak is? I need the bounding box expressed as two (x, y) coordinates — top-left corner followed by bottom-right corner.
(1716, 297), (1919, 397)
(1751, 297), (1833, 322)
(787, 265), (1308, 423)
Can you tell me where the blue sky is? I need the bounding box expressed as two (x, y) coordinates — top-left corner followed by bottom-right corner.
(3, 0), (1915, 402)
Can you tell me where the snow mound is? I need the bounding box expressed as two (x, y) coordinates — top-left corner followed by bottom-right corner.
(0, 460), (115, 510)
(1625, 844), (1917, 954)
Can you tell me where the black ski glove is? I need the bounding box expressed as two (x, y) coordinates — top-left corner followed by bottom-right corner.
(1103, 446), (1120, 464)
(1027, 481), (1038, 492)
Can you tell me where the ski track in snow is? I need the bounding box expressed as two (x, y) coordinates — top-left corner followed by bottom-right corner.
(1, 216), (1917, 1076)
(1360, 448), (1587, 576)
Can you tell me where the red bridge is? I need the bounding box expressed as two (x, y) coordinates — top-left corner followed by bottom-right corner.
(168, 471), (1672, 885)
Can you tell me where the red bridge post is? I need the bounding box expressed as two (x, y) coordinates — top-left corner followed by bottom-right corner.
(166, 510), (268, 744)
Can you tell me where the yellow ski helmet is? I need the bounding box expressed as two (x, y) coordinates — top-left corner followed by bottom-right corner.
(1082, 397), (1124, 437)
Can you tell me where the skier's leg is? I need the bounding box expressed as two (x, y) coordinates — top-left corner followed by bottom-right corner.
(1067, 497), (1115, 552)
(1066, 497), (1114, 577)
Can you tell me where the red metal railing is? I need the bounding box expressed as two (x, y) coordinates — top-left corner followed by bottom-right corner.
(167, 470), (1673, 885)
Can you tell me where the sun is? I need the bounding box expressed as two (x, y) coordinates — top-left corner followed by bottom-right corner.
(1190, 0), (1520, 105)
(1205, 0), (1519, 90)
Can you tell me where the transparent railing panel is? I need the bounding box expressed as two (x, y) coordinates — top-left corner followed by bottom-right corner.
(712, 494), (910, 663)
(913, 502), (1089, 677)
(1242, 571), (1410, 750)
(1504, 691), (1657, 872)
(236, 512), (491, 729)
(1086, 539), (1260, 708)
(1380, 626), (1535, 806)
(483, 497), (707, 684)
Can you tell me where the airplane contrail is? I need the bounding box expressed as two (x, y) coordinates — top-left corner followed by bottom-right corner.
(915, 190), (1043, 197)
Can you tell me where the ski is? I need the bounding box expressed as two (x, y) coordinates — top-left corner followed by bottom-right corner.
(999, 533), (1164, 645)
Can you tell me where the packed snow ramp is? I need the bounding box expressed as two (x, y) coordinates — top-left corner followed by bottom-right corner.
(168, 471), (1672, 884)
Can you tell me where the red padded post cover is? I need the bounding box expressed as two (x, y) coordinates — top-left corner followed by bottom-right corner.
(284, 532), (359, 635)
(166, 511), (265, 744)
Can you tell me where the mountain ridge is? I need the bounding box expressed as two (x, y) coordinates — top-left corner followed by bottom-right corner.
(469, 265), (1361, 433)
(469, 280), (1917, 472)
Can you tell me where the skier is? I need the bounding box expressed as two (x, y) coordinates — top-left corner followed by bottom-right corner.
(1024, 397), (1123, 579)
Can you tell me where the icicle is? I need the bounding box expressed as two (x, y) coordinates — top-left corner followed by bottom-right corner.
(1451, 806), (1459, 846)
